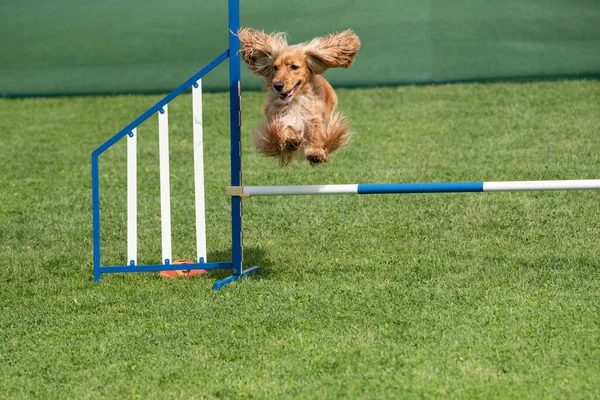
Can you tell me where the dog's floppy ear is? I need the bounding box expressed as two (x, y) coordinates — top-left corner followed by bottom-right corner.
(238, 28), (287, 77)
(304, 30), (361, 75)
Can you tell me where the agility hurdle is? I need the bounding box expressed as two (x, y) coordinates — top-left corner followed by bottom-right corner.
(93, 0), (599, 290)
(92, 0), (256, 290)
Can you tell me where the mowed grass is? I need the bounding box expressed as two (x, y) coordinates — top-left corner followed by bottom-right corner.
(1, 80), (599, 399)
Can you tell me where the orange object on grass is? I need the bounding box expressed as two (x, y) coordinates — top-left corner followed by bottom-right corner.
(159, 259), (208, 278)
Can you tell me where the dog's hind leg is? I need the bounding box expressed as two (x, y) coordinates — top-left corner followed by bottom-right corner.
(304, 118), (329, 165)
(304, 113), (351, 165)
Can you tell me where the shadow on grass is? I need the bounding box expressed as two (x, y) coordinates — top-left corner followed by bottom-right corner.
(206, 246), (275, 283)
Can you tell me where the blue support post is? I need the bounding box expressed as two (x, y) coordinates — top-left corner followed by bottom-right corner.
(92, 152), (101, 282)
(213, 0), (260, 290)
(229, 0), (243, 277)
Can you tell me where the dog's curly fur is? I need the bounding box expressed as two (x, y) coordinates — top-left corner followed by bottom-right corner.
(238, 28), (360, 165)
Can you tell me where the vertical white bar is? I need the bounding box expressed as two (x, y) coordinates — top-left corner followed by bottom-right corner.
(127, 128), (137, 265)
(192, 79), (207, 263)
(158, 105), (172, 263)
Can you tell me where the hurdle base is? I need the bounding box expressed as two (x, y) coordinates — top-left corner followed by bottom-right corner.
(213, 266), (261, 291)
(94, 261), (234, 282)
(94, 262), (260, 290)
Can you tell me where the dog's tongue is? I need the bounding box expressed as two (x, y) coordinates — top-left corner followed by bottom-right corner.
(280, 84), (299, 99)
(281, 89), (294, 99)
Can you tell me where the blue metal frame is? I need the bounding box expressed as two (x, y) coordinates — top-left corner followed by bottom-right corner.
(92, 0), (259, 289)
(91, 50), (228, 160)
(214, 266), (261, 291)
(99, 262), (233, 274)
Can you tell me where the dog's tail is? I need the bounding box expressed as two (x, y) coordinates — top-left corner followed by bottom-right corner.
(322, 112), (352, 154)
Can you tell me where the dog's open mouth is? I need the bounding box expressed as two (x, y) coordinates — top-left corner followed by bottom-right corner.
(279, 82), (301, 100)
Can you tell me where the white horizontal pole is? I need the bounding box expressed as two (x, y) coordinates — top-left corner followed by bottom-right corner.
(243, 184), (359, 196)
(483, 180), (600, 192)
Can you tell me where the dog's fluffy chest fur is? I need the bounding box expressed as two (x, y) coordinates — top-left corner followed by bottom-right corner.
(266, 94), (323, 133)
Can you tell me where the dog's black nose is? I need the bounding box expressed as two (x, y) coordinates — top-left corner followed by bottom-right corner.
(273, 81), (284, 92)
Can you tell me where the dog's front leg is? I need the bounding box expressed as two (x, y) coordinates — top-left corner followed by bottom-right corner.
(281, 126), (303, 153)
(254, 120), (303, 165)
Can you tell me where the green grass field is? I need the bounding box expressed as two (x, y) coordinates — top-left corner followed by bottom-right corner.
(1, 80), (599, 398)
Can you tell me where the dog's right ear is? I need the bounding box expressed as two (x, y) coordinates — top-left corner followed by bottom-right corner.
(238, 28), (287, 77)
(304, 30), (361, 75)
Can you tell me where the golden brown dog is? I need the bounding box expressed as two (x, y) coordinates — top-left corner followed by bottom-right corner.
(238, 28), (360, 165)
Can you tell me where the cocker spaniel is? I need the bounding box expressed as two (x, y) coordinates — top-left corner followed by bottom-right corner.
(238, 28), (361, 165)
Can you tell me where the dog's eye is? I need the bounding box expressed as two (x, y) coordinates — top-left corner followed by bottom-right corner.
(290, 64), (300, 71)
(273, 66), (278, 71)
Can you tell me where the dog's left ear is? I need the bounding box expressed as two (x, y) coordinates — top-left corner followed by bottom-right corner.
(304, 30), (361, 75)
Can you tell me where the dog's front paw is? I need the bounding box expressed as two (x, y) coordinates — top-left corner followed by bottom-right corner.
(305, 148), (329, 166)
(282, 136), (303, 152)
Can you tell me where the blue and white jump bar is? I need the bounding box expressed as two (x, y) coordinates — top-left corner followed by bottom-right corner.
(227, 180), (600, 197)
